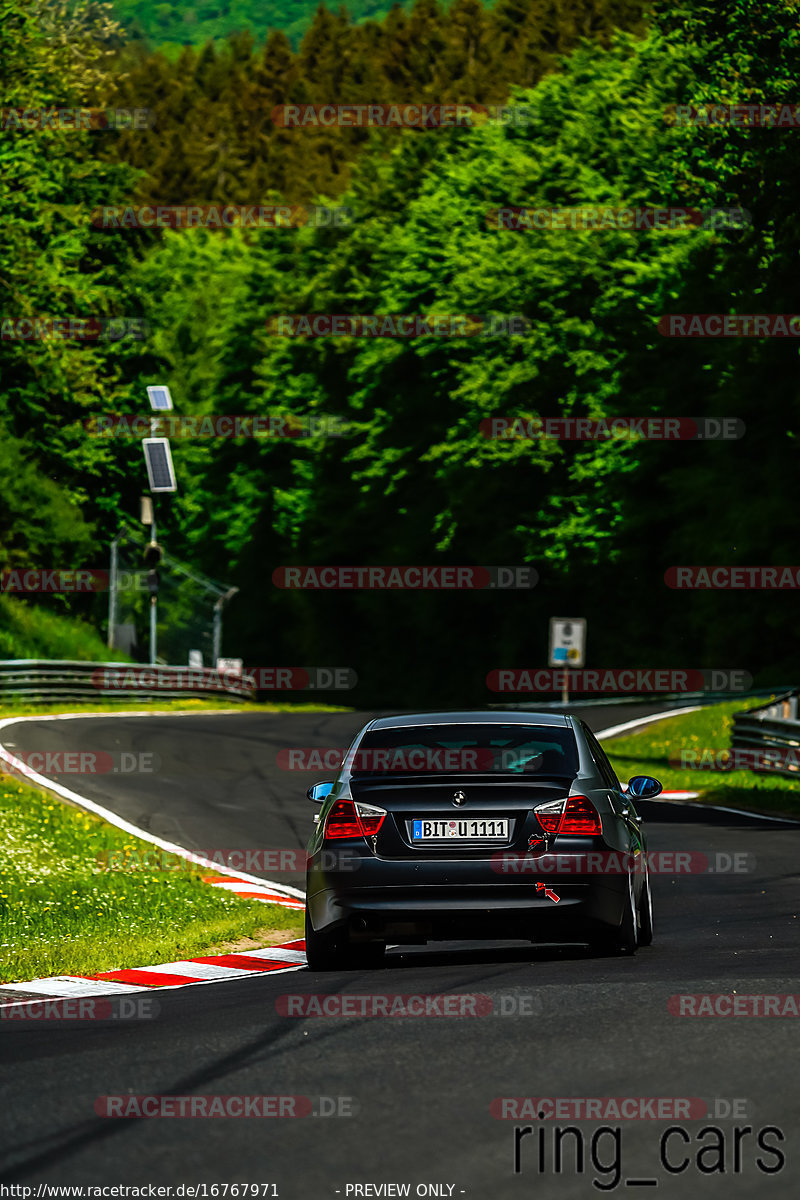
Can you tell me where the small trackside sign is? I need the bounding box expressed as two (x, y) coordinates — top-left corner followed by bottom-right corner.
(548, 618), (586, 667)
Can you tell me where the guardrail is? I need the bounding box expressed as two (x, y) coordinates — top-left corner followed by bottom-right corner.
(730, 692), (800, 777)
(495, 688), (793, 710)
(0, 660), (255, 703)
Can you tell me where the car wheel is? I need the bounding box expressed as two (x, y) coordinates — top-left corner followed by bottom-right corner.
(304, 908), (348, 970)
(617, 872), (639, 955)
(589, 873), (638, 956)
(637, 871), (654, 947)
(304, 910), (385, 970)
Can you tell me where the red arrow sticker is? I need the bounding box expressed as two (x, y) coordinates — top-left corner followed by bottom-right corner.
(535, 882), (560, 903)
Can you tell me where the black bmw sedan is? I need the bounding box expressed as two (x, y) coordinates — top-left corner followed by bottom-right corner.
(304, 711), (662, 969)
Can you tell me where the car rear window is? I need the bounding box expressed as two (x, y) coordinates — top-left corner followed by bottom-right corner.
(348, 724), (579, 776)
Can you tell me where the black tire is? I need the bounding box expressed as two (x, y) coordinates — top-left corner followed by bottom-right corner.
(304, 908), (348, 970)
(637, 871), (654, 947)
(589, 873), (638, 956)
(616, 872), (639, 955)
(304, 909), (385, 970)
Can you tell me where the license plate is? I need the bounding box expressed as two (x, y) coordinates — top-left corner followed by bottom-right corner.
(411, 818), (509, 841)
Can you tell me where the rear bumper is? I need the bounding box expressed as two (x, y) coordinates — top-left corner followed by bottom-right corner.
(306, 851), (635, 941)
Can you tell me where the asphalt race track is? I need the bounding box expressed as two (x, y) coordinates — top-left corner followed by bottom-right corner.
(0, 703), (703, 891)
(1, 705), (799, 1197)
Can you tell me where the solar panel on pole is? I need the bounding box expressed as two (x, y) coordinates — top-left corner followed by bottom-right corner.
(142, 393), (178, 666)
(147, 385), (173, 411)
(143, 438), (177, 493)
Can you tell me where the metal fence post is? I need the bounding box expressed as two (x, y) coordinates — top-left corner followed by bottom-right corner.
(108, 536), (119, 649)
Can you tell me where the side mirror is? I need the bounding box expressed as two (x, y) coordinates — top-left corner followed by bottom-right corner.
(626, 775), (663, 799)
(307, 780), (335, 803)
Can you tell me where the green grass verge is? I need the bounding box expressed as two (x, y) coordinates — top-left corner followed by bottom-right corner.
(0, 593), (131, 661)
(604, 697), (800, 820)
(0, 774), (304, 984)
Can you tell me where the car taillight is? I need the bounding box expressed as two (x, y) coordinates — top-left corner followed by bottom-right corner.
(533, 799), (566, 833)
(323, 798), (387, 840)
(324, 799), (362, 839)
(561, 795), (602, 834)
(534, 795), (602, 836)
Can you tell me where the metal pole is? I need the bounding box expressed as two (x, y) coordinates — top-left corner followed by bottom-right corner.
(150, 513), (157, 665)
(562, 672), (569, 706)
(212, 588), (239, 668)
(108, 535), (119, 649)
(150, 597), (157, 664)
(212, 602), (222, 666)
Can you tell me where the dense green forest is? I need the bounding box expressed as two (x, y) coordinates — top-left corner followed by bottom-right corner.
(111, 0), (647, 52)
(2, 0), (800, 704)
(113, 0), (416, 49)
(105, 0), (649, 204)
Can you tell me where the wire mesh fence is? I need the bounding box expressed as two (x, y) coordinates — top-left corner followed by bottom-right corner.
(107, 523), (237, 667)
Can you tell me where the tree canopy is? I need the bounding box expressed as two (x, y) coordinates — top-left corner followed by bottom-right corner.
(3, 0), (800, 699)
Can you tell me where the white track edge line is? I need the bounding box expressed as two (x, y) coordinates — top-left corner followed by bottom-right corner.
(597, 704), (800, 824)
(659, 798), (800, 825)
(596, 705), (705, 740)
(0, 714), (304, 899)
